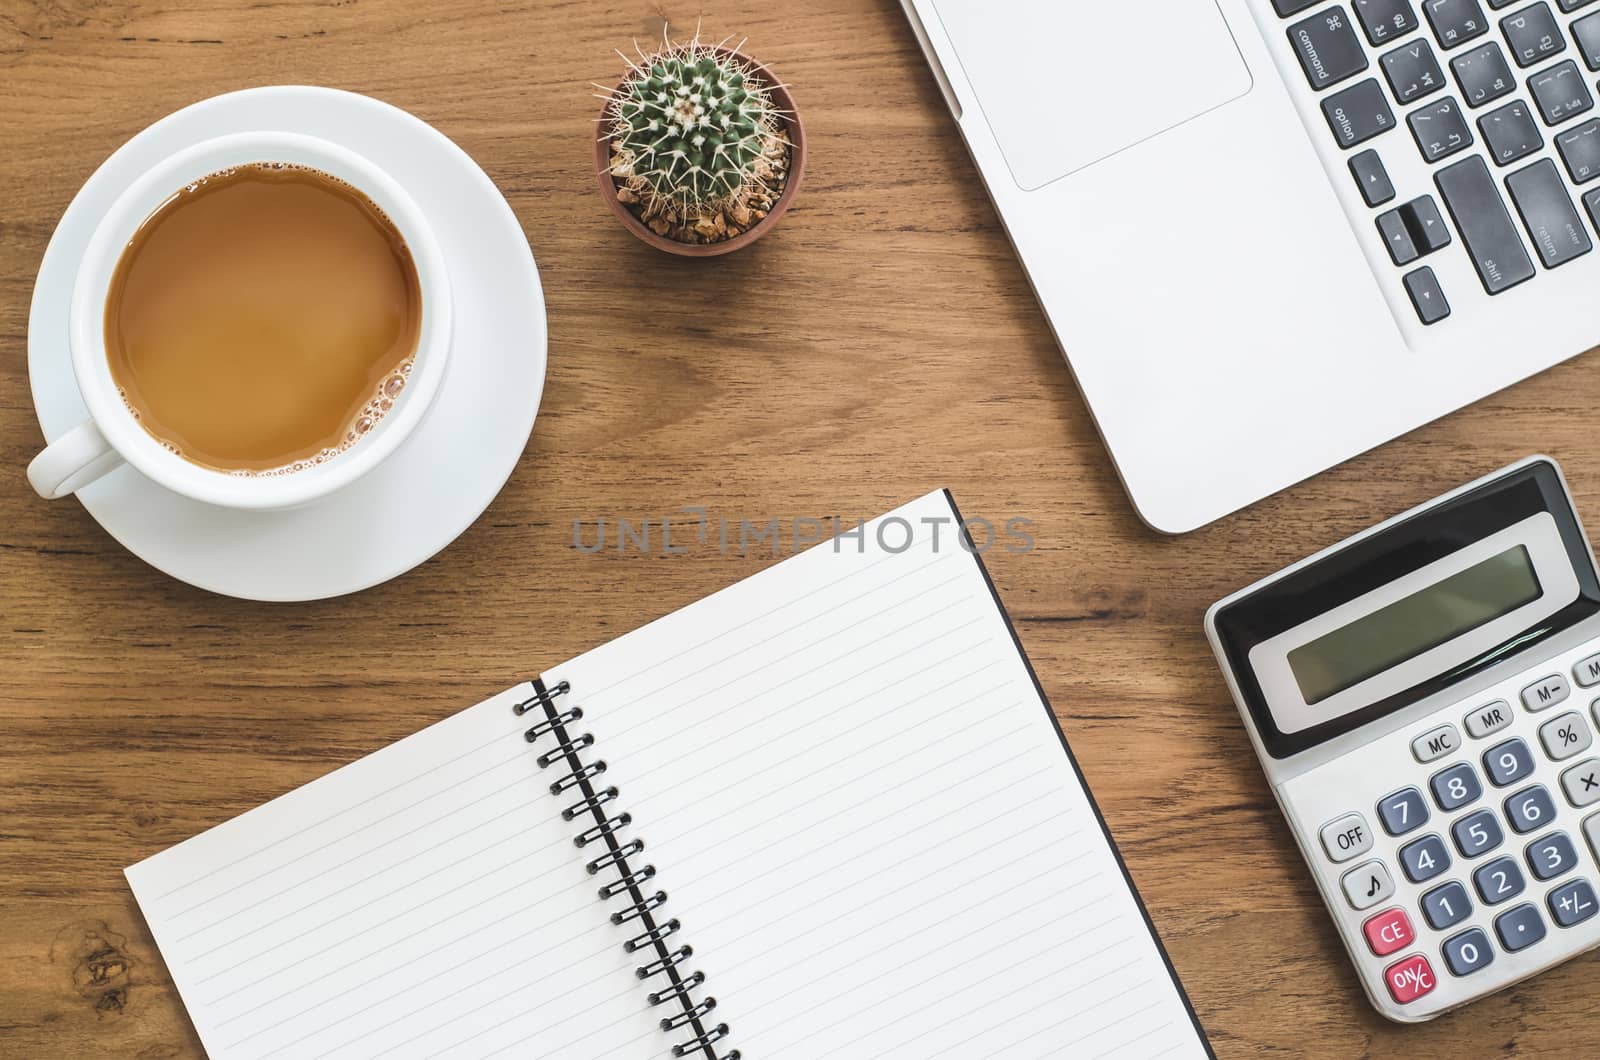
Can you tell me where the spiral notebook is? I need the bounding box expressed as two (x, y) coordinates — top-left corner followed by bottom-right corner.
(126, 490), (1210, 1059)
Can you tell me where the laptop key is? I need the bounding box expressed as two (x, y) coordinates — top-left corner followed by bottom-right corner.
(1451, 41), (1517, 105)
(1290, 8), (1371, 89)
(1479, 99), (1545, 163)
(1322, 78), (1399, 147)
(1436, 155), (1537, 292)
(1380, 207), (1423, 263)
(1409, 96), (1476, 159)
(1274, 0), (1322, 14)
(1356, 0), (1422, 44)
(1383, 38), (1448, 101)
(1558, 0), (1598, 10)
(1576, 12), (1600, 71)
(1351, 149), (1398, 204)
(1405, 266), (1453, 323)
(1556, 118), (1600, 181)
(1501, 3), (1567, 67)
(1588, 187), (1600, 230)
(1506, 158), (1593, 266)
(1425, 0), (1491, 49)
(1529, 61), (1595, 124)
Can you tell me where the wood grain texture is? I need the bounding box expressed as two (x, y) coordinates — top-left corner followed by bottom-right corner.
(2, 1), (1598, 1055)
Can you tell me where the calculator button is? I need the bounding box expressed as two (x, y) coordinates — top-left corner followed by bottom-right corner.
(1432, 762), (1484, 808)
(1320, 812), (1375, 861)
(1483, 738), (1535, 787)
(1584, 811), (1600, 864)
(1539, 711), (1592, 760)
(1575, 651), (1600, 687)
(1474, 854), (1527, 903)
(1422, 879), (1473, 929)
(1506, 784), (1558, 832)
(1344, 860), (1398, 908)
(1526, 830), (1580, 880)
(1561, 758), (1600, 807)
(1383, 953), (1438, 1004)
(1452, 809), (1505, 857)
(1465, 699), (1513, 738)
(1524, 673), (1571, 711)
(1364, 907), (1417, 956)
(1401, 833), (1453, 882)
(1547, 877), (1600, 927)
(1378, 787), (1431, 835)
(1441, 926), (1496, 976)
(1412, 723), (1462, 762)
(1494, 902), (1547, 951)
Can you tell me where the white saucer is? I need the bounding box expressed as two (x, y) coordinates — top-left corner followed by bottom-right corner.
(28, 86), (546, 601)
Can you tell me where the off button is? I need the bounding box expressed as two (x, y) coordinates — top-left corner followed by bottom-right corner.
(1321, 812), (1374, 863)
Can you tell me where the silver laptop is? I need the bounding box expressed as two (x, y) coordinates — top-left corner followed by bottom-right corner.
(901, 0), (1600, 533)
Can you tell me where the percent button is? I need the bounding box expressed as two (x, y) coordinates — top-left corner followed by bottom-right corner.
(1539, 711), (1592, 762)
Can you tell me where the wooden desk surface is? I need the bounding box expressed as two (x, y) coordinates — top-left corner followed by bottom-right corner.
(3, 1), (1599, 1055)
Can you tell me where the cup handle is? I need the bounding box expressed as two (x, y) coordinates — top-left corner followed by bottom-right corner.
(27, 419), (126, 499)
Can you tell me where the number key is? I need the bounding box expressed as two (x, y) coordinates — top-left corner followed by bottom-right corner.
(1382, 38), (1447, 102)
(1378, 786), (1431, 835)
(1432, 761), (1483, 808)
(1356, 0), (1422, 44)
(1442, 926), (1495, 975)
(1483, 737), (1534, 787)
(1506, 784), (1557, 832)
(1453, 809), (1505, 856)
(1424, 0), (1490, 49)
(1422, 879), (1473, 929)
(1474, 854), (1527, 903)
(1526, 830), (1579, 879)
(1409, 96), (1475, 161)
(1401, 832), (1453, 882)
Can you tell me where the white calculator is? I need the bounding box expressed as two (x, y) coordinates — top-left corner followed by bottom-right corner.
(1207, 456), (1600, 1023)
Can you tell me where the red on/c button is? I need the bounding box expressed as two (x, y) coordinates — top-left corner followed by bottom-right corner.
(1363, 907), (1415, 956)
(1384, 953), (1437, 1005)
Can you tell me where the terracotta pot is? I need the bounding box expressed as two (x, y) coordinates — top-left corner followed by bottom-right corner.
(594, 49), (806, 257)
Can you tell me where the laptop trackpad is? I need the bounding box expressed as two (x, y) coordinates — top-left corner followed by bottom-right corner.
(933, 0), (1253, 190)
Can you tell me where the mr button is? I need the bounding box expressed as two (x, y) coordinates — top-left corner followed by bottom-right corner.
(1321, 812), (1374, 862)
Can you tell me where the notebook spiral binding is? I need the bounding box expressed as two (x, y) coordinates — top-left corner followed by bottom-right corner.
(517, 678), (739, 1060)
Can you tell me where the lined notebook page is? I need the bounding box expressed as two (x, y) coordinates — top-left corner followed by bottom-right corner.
(543, 490), (1207, 1059)
(125, 685), (660, 1058)
(127, 489), (1207, 1059)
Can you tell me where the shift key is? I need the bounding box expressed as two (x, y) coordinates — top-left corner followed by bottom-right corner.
(1435, 156), (1536, 293)
(1506, 159), (1592, 268)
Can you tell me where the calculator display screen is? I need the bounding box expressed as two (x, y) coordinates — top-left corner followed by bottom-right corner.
(1288, 545), (1542, 706)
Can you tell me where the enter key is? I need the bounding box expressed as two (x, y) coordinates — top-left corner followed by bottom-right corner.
(1506, 159), (1593, 268)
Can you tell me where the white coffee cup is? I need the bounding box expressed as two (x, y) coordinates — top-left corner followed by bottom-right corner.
(27, 131), (452, 509)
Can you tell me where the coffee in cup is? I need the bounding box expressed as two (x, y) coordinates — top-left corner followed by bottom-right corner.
(105, 163), (421, 475)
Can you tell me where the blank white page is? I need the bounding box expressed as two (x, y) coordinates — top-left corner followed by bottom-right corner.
(543, 490), (1209, 1058)
(125, 685), (661, 1059)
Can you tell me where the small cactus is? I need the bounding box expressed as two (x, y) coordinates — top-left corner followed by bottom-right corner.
(605, 36), (783, 213)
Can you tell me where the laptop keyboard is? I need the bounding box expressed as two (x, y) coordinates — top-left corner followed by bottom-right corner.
(1275, 0), (1600, 324)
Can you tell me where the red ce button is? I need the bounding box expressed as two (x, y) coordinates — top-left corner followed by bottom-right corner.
(1363, 907), (1415, 956)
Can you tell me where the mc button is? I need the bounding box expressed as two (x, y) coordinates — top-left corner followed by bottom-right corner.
(1321, 812), (1374, 862)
